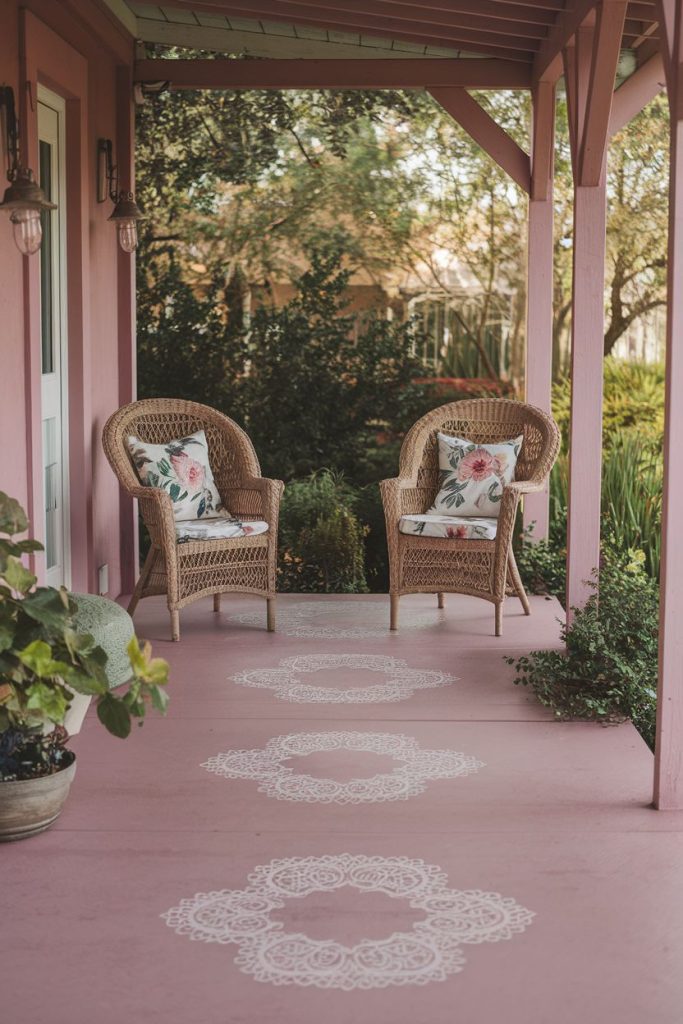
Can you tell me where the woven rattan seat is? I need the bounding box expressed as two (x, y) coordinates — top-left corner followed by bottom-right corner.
(380, 398), (560, 636)
(103, 399), (283, 641)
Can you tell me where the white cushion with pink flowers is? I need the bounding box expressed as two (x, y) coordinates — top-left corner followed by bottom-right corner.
(127, 429), (225, 523)
(428, 432), (522, 519)
(399, 514), (497, 541)
(175, 515), (268, 543)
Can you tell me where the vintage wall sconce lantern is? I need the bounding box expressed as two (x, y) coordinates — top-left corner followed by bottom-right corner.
(97, 137), (144, 253)
(0, 85), (56, 255)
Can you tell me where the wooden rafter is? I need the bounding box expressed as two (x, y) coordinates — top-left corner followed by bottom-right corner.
(531, 80), (556, 199)
(534, 0), (599, 83)
(655, 0), (678, 89)
(428, 86), (531, 191)
(580, 1), (628, 184)
(152, 3), (537, 61)
(609, 51), (665, 135)
(238, 0), (553, 37)
(561, 3), (627, 186)
(133, 56), (533, 89)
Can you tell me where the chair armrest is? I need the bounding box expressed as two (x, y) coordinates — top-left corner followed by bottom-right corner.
(128, 485), (176, 551)
(505, 478), (547, 498)
(493, 479), (543, 583)
(380, 477), (426, 522)
(225, 477), (284, 529)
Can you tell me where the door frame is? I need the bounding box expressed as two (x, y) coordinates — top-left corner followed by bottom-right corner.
(21, 11), (91, 589)
(38, 86), (71, 589)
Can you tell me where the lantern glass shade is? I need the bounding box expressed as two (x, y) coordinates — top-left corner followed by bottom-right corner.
(11, 207), (42, 255)
(116, 217), (138, 254)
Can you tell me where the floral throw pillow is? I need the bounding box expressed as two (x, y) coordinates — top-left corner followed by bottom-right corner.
(428, 432), (522, 518)
(127, 430), (225, 522)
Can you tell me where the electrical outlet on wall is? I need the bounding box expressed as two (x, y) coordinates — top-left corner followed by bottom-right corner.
(98, 564), (109, 596)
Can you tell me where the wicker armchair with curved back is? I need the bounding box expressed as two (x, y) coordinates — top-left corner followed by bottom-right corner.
(103, 399), (283, 641)
(380, 398), (560, 636)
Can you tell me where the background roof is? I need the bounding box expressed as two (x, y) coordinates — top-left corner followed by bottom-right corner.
(103, 1), (660, 76)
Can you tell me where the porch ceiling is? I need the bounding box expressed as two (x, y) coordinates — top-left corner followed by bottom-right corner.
(110, 1), (659, 77)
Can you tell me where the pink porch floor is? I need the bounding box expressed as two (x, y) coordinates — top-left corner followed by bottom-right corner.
(4, 593), (683, 1023)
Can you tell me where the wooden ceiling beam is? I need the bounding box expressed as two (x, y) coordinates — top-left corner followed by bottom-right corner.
(429, 86), (531, 191)
(246, 0), (551, 39)
(609, 51), (665, 134)
(134, 56), (533, 89)
(580, 0), (628, 184)
(534, 0), (599, 83)
(306, 0), (558, 27)
(172, 3), (539, 59)
(161, 0), (565, 16)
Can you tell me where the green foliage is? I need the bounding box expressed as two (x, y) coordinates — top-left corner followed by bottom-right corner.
(507, 550), (658, 748)
(141, 248), (425, 484)
(519, 359), (665, 599)
(278, 472), (368, 594)
(243, 253), (424, 480)
(551, 359), (665, 452)
(514, 504), (568, 601)
(0, 493), (170, 780)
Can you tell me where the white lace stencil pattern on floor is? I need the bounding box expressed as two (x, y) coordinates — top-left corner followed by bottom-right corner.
(161, 854), (535, 990)
(231, 653), (457, 704)
(229, 599), (441, 639)
(201, 731), (485, 805)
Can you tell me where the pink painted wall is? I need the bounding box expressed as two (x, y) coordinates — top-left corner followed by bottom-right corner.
(0, 0), (136, 598)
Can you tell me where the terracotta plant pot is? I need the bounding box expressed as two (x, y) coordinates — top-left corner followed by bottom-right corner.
(0, 754), (77, 842)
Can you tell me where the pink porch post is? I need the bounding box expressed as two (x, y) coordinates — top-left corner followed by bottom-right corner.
(116, 64), (139, 595)
(654, 0), (683, 809)
(563, 2), (627, 612)
(523, 82), (556, 541)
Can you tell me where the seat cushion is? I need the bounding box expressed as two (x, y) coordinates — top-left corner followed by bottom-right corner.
(399, 514), (497, 541)
(175, 514), (269, 543)
(128, 429), (225, 523)
(428, 432), (522, 518)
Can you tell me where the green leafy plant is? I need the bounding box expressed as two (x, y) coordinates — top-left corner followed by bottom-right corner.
(0, 493), (170, 781)
(514, 503), (568, 601)
(278, 471), (368, 593)
(507, 549), (658, 747)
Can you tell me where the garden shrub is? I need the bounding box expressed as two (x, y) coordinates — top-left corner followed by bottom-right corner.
(514, 503), (567, 601)
(552, 358), (664, 452)
(278, 471), (368, 593)
(507, 549), (658, 747)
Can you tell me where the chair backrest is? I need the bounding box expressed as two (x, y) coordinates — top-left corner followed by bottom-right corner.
(102, 398), (260, 496)
(398, 398), (560, 511)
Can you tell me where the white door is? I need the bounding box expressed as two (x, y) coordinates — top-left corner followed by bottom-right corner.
(38, 89), (70, 588)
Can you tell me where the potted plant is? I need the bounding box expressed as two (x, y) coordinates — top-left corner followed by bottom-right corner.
(0, 492), (169, 841)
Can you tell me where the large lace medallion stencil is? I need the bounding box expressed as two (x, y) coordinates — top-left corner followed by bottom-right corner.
(229, 599), (440, 639)
(201, 730), (484, 805)
(231, 653), (457, 704)
(162, 854), (535, 990)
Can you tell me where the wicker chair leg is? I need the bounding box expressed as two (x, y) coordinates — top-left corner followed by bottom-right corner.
(437, 592), (445, 609)
(390, 594), (399, 631)
(213, 594), (221, 613)
(267, 598), (276, 632)
(127, 546), (155, 616)
(170, 610), (180, 642)
(508, 551), (531, 615)
(495, 602), (503, 637)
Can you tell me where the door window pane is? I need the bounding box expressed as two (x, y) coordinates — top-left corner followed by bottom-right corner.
(43, 417), (59, 571)
(39, 139), (54, 375)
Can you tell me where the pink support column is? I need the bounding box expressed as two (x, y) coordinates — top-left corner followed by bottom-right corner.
(562, 1), (627, 612)
(524, 82), (556, 541)
(566, 181), (607, 609)
(654, 0), (683, 809)
(115, 63), (139, 595)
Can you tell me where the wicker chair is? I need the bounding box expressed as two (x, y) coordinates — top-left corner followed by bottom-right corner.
(102, 399), (283, 641)
(380, 398), (560, 636)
